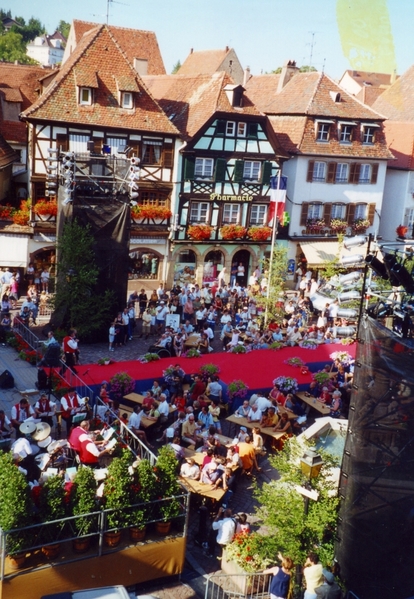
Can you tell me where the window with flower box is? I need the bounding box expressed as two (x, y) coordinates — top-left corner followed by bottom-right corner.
(222, 204), (240, 224)
(354, 203), (368, 220)
(250, 205), (267, 225)
(307, 203), (323, 219)
(190, 202), (209, 223)
(331, 203), (346, 219)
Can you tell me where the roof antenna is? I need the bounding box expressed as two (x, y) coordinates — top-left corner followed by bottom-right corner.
(308, 31), (316, 69)
(106, 0), (129, 24)
(322, 57), (326, 73)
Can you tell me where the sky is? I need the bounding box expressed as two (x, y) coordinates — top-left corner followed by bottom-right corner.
(9, 0), (414, 80)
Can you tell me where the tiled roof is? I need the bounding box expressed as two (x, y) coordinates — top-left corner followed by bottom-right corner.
(74, 68), (99, 88)
(0, 63), (46, 143)
(372, 65), (414, 122)
(142, 72), (260, 139)
(381, 121), (414, 169)
(355, 86), (385, 106)
(0, 132), (18, 168)
(177, 49), (231, 76)
(21, 25), (178, 136)
(70, 20), (166, 75)
(342, 70), (397, 89)
(267, 116), (307, 154)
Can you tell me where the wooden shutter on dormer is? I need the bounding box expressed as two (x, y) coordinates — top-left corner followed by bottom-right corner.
(368, 203), (376, 225)
(214, 158), (227, 181)
(327, 163), (337, 183)
(300, 202), (309, 226)
(216, 120), (226, 136)
(163, 143), (174, 168)
(233, 160), (244, 182)
(184, 156), (195, 180)
(370, 163), (379, 184)
(346, 203), (356, 224)
(261, 161), (272, 184)
(349, 163), (360, 184)
(307, 161), (314, 182)
(323, 203), (332, 224)
(56, 134), (68, 152)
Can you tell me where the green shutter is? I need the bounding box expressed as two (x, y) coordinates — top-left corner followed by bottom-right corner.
(184, 156), (195, 180)
(247, 123), (258, 139)
(233, 160), (244, 182)
(214, 158), (227, 181)
(261, 161), (272, 184)
(215, 120), (226, 136)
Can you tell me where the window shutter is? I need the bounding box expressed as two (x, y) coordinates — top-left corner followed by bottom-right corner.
(323, 203), (332, 224)
(346, 203), (356, 224)
(247, 122), (258, 139)
(214, 158), (227, 181)
(327, 162), (337, 183)
(91, 137), (101, 153)
(370, 163), (379, 184)
(184, 156), (195, 180)
(163, 143), (174, 168)
(306, 161), (314, 182)
(368, 203), (376, 225)
(56, 134), (68, 152)
(349, 163), (360, 184)
(216, 120), (226, 136)
(261, 161), (272, 184)
(300, 202), (309, 226)
(233, 160), (244, 182)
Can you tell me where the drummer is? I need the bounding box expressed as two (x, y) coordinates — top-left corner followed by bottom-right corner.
(32, 422), (52, 453)
(34, 393), (56, 428)
(10, 397), (35, 438)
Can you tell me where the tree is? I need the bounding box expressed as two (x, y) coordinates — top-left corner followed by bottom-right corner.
(57, 20), (70, 39)
(255, 244), (288, 324)
(0, 30), (38, 64)
(11, 17), (45, 43)
(50, 219), (115, 341)
(171, 59), (181, 74)
(270, 64), (317, 74)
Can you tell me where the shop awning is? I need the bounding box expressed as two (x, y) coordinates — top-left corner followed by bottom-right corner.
(300, 241), (368, 267)
(0, 234), (28, 267)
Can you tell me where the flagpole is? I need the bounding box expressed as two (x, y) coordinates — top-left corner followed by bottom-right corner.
(264, 172), (280, 326)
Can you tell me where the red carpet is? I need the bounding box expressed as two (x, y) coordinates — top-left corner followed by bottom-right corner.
(78, 343), (356, 393)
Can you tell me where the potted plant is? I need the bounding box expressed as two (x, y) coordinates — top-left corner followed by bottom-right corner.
(12, 200), (31, 226)
(352, 218), (370, 233)
(138, 352), (160, 363)
(0, 453), (34, 569)
(153, 447), (181, 535)
(109, 371), (135, 402)
(312, 371), (332, 386)
(229, 344), (248, 354)
(187, 224), (214, 241)
(38, 474), (68, 558)
(198, 363), (220, 381)
(182, 348), (200, 358)
(227, 379), (249, 402)
(247, 226), (272, 242)
(33, 198), (58, 221)
(71, 466), (98, 553)
(131, 204), (172, 223)
(330, 218), (348, 233)
(329, 351), (353, 366)
(103, 450), (134, 546)
(0, 204), (13, 220)
(136, 458), (157, 522)
(269, 341), (284, 350)
(272, 376), (298, 394)
(98, 357), (111, 365)
(220, 224), (247, 240)
(306, 218), (325, 233)
(285, 357), (305, 368)
(396, 224), (408, 239)
(299, 339), (319, 349)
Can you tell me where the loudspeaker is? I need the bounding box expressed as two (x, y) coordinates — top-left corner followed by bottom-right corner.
(0, 369), (14, 389)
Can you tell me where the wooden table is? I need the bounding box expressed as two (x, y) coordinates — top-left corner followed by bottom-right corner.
(179, 476), (225, 500)
(123, 392), (176, 414)
(226, 415), (285, 440)
(182, 447), (205, 466)
(197, 430), (233, 446)
(184, 334), (201, 348)
(295, 392), (331, 415)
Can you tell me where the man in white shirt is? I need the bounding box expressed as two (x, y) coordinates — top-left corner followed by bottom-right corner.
(208, 507), (236, 557)
(158, 393), (170, 424)
(247, 404), (262, 423)
(180, 458), (200, 479)
(128, 405), (153, 448)
(286, 327), (302, 346)
(155, 301), (169, 333)
(255, 395), (271, 413)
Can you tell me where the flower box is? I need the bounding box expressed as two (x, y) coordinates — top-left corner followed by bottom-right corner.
(247, 226), (272, 242)
(130, 205), (172, 223)
(187, 224), (214, 241)
(219, 224), (247, 240)
(33, 199), (58, 218)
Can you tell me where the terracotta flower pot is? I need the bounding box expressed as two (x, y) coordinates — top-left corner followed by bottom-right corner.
(129, 526), (146, 542)
(155, 521), (171, 536)
(104, 530), (122, 547)
(7, 553), (26, 570)
(42, 543), (60, 559)
(72, 537), (91, 554)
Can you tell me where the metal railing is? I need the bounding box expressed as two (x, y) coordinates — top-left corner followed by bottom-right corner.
(205, 572), (271, 599)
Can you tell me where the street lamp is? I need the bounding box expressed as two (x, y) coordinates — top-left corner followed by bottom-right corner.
(300, 447), (324, 516)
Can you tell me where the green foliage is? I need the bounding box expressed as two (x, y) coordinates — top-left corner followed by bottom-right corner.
(57, 20), (70, 39)
(136, 458), (157, 504)
(256, 245), (288, 323)
(0, 30), (38, 63)
(299, 65), (317, 72)
(226, 531), (276, 572)
(52, 219), (115, 341)
(171, 59), (181, 74)
(154, 446), (181, 521)
(319, 235), (345, 281)
(11, 16), (45, 43)
(0, 452), (34, 554)
(254, 438), (339, 566)
(71, 467), (98, 536)
(103, 449), (134, 530)
(38, 474), (67, 542)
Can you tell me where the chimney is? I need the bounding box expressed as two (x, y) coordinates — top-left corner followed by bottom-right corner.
(190, 48), (193, 54)
(225, 46), (229, 52)
(243, 66), (251, 87)
(277, 60), (299, 93)
(390, 69), (397, 84)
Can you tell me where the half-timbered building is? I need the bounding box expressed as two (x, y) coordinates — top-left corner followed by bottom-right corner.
(20, 23), (180, 288)
(143, 72), (288, 286)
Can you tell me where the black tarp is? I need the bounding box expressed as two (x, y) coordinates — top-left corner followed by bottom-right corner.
(336, 316), (414, 598)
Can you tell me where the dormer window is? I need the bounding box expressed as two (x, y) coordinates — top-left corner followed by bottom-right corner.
(79, 87), (92, 105)
(121, 92), (133, 109)
(338, 121), (356, 143)
(315, 120), (333, 142)
(226, 122), (235, 136)
(361, 123), (378, 145)
(237, 122), (246, 137)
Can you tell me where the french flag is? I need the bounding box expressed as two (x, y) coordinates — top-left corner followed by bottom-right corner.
(268, 175), (287, 225)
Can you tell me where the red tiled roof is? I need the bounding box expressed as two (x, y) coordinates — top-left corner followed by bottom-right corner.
(355, 86), (385, 106)
(70, 20), (166, 75)
(342, 70), (397, 89)
(381, 121), (414, 169)
(21, 25), (178, 136)
(177, 49), (231, 76)
(0, 63), (46, 143)
(372, 65), (414, 122)
(267, 116), (307, 154)
(143, 72), (259, 140)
